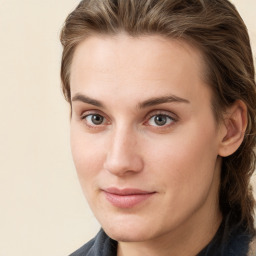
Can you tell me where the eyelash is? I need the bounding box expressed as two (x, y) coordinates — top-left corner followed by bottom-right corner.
(80, 110), (178, 129)
(145, 111), (177, 128)
(81, 111), (109, 128)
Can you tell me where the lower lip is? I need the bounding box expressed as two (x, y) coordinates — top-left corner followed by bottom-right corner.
(104, 191), (155, 209)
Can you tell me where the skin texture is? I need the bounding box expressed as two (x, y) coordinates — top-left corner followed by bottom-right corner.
(69, 34), (246, 256)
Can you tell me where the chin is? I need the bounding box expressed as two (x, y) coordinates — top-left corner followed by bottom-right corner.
(99, 214), (162, 243)
(103, 225), (152, 242)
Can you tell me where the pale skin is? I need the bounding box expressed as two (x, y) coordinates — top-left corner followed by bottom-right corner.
(69, 34), (247, 256)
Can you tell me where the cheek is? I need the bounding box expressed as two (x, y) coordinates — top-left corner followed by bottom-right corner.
(145, 122), (219, 195)
(70, 127), (106, 192)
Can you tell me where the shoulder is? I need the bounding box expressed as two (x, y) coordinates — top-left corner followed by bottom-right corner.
(69, 229), (117, 256)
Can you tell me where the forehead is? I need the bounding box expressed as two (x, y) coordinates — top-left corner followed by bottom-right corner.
(71, 34), (205, 80)
(70, 34), (210, 107)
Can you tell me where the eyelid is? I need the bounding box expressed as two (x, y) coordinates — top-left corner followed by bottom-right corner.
(81, 109), (106, 119)
(145, 110), (178, 122)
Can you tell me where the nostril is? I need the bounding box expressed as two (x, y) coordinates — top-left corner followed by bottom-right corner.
(103, 157), (131, 176)
(103, 151), (144, 176)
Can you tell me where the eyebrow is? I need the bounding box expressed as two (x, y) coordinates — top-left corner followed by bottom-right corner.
(72, 93), (104, 108)
(71, 93), (190, 109)
(138, 95), (190, 109)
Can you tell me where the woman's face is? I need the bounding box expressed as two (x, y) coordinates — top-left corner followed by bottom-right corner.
(69, 35), (224, 243)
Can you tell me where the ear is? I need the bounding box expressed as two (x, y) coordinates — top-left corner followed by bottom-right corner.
(218, 100), (247, 157)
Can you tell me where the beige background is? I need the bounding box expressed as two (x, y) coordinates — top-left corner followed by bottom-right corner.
(0, 1), (255, 255)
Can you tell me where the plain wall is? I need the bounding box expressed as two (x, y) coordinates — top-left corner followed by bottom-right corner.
(0, 1), (255, 255)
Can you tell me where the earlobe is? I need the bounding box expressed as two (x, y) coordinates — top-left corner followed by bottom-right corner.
(218, 100), (247, 157)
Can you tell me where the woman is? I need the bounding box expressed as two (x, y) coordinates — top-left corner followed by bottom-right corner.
(60, 0), (256, 255)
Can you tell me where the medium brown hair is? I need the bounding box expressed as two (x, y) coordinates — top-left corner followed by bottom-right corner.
(60, 0), (256, 234)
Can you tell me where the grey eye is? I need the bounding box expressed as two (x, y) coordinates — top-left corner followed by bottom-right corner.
(148, 114), (173, 127)
(86, 114), (104, 125)
(154, 115), (167, 126)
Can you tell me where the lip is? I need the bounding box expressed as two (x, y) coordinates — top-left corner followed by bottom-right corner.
(103, 187), (156, 209)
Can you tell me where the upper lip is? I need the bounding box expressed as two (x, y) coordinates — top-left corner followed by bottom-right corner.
(103, 187), (155, 195)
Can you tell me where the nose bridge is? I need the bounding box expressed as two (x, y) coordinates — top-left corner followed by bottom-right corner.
(104, 124), (143, 176)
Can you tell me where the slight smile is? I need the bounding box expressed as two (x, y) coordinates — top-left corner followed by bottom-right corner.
(103, 188), (156, 209)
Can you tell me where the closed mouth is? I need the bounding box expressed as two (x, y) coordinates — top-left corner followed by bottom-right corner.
(103, 187), (156, 208)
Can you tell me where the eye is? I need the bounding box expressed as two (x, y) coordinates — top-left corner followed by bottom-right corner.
(84, 114), (105, 126)
(148, 114), (174, 127)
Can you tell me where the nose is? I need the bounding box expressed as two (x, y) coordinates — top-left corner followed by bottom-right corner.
(103, 127), (144, 176)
